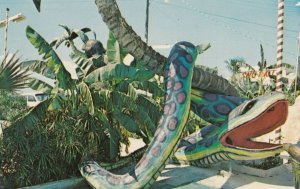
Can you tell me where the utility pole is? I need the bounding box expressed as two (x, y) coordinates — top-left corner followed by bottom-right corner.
(0, 10), (26, 60)
(4, 8), (9, 60)
(145, 0), (150, 44)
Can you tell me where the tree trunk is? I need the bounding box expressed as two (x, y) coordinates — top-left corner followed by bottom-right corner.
(94, 0), (238, 96)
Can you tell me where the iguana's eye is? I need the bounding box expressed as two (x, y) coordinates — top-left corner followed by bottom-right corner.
(241, 100), (257, 115)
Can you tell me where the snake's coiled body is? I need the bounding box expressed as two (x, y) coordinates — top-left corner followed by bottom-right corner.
(80, 41), (198, 189)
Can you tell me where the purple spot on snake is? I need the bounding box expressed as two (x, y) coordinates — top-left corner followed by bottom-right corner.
(136, 155), (150, 170)
(174, 81), (183, 91)
(168, 102), (176, 115)
(205, 135), (217, 147)
(202, 109), (210, 118)
(168, 117), (178, 131)
(204, 93), (217, 101)
(151, 145), (161, 157)
(200, 125), (218, 137)
(166, 79), (175, 90)
(97, 169), (108, 176)
(155, 128), (167, 142)
(185, 54), (193, 63)
(164, 104), (170, 115)
(179, 65), (188, 78)
(177, 92), (186, 104)
(107, 174), (121, 185)
(215, 103), (232, 115)
(124, 175), (135, 184)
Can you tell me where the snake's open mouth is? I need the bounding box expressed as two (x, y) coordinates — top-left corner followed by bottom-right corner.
(220, 100), (288, 150)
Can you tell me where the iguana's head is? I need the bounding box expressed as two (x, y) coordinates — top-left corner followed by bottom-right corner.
(220, 92), (288, 159)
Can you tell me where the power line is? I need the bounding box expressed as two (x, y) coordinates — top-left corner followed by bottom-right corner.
(155, 1), (298, 33)
(152, 0), (297, 57)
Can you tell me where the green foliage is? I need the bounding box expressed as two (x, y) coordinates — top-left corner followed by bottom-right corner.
(0, 91), (27, 121)
(0, 26), (163, 187)
(1, 103), (108, 187)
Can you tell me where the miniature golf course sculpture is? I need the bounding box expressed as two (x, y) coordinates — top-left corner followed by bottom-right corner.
(78, 41), (291, 189)
(28, 1), (300, 188)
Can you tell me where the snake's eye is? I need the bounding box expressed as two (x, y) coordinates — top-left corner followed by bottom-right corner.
(241, 100), (257, 115)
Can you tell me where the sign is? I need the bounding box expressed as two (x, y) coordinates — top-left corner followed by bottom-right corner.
(242, 69), (276, 79)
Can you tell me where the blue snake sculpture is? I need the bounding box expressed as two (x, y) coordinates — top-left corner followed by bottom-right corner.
(79, 41), (297, 189)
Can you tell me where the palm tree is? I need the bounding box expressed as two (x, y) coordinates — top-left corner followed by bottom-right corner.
(225, 57), (247, 83)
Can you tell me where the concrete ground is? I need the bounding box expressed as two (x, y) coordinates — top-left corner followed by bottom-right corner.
(152, 162), (295, 189)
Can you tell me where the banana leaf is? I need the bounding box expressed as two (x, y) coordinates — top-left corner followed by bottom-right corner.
(112, 111), (141, 134)
(78, 82), (94, 115)
(26, 26), (73, 90)
(21, 60), (55, 79)
(107, 32), (127, 64)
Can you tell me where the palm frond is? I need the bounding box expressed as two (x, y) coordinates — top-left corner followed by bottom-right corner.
(0, 54), (29, 90)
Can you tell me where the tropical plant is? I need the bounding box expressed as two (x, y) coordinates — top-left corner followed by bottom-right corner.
(0, 91), (27, 121)
(0, 54), (28, 91)
(0, 25), (163, 187)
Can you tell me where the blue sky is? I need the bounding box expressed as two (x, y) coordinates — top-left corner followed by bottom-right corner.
(1, 0), (300, 78)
